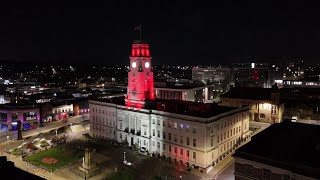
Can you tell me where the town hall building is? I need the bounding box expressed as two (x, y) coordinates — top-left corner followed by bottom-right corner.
(89, 40), (250, 172)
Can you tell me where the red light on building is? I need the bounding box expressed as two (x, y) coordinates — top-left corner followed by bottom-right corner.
(130, 43), (151, 57)
(252, 70), (260, 80)
(126, 40), (154, 108)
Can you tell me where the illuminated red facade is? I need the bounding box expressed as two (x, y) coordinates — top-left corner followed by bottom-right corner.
(125, 40), (154, 108)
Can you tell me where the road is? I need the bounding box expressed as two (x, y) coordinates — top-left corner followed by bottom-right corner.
(217, 160), (234, 180)
(0, 114), (89, 143)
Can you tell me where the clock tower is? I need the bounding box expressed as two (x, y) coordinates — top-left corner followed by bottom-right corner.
(125, 40), (154, 108)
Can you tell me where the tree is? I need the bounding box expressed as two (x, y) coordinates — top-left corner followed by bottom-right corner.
(122, 139), (129, 147)
(132, 143), (139, 151)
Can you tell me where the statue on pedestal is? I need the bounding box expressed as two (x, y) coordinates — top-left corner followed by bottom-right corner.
(79, 147), (100, 178)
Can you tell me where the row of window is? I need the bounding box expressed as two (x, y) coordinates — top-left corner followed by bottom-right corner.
(243, 164), (294, 180)
(220, 139), (238, 153)
(150, 141), (196, 159)
(152, 119), (197, 133)
(154, 131), (197, 147)
(217, 125), (242, 143)
(92, 115), (115, 127)
(54, 108), (72, 114)
(165, 144), (197, 160)
(92, 124), (116, 135)
(91, 107), (116, 116)
(217, 116), (243, 130)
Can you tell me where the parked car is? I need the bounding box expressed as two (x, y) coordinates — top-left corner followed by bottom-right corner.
(140, 147), (147, 153)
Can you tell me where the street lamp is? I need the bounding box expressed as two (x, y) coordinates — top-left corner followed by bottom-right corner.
(26, 162), (29, 171)
(123, 151), (126, 163)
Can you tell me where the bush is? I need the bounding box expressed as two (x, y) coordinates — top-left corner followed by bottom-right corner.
(122, 139), (129, 147)
(11, 148), (23, 155)
(132, 143), (139, 151)
(40, 140), (49, 147)
(26, 143), (38, 151)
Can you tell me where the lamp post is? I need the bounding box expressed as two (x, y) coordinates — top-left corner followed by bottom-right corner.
(123, 151), (126, 163)
(26, 162), (29, 172)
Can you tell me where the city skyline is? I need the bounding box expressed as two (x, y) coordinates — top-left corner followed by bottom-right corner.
(0, 1), (320, 65)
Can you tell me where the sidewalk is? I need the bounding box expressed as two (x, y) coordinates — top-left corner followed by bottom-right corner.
(184, 156), (234, 180)
(5, 151), (61, 180)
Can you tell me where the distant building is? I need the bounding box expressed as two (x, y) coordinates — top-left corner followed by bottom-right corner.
(154, 79), (216, 103)
(0, 104), (40, 130)
(192, 67), (231, 92)
(232, 63), (271, 88)
(233, 121), (320, 180)
(280, 59), (304, 80)
(73, 99), (90, 116)
(0, 95), (10, 104)
(52, 103), (73, 120)
(279, 88), (320, 120)
(270, 59), (305, 84)
(304, 64), (320, 81)
(275, 79), (320, 88)
(220, 87), (284, 123)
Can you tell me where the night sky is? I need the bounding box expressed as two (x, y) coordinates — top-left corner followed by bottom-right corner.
(0, 1), (320, 65)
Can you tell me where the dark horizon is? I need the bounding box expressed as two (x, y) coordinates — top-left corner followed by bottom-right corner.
(1, 1), (320, 65)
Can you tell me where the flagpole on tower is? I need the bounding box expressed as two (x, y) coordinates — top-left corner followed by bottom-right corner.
(140, 25), (142, 42)
(134, 24), (142, 42)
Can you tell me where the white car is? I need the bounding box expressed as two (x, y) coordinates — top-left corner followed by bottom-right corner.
(123, 161), (133, 166)
(140, 147), (147, 153)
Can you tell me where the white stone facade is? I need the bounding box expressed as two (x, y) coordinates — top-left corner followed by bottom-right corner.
(52, 104), (73, 114)
(220, 97), (284, 123)
(89, 100), (250, 171)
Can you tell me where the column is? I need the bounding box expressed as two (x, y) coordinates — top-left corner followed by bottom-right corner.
(18, 112), (23, 130)
(7, 112), (12, 130)
(204, 87), (208, 101)
(134, 116), (137, 134)
(128, 116), (131, 135)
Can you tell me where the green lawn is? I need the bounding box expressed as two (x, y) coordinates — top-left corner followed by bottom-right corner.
(26, 146), (83, 171)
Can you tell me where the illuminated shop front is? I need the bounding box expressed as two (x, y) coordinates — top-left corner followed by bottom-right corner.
(52, 104), (73, 120)
(0, 104), (40, 131)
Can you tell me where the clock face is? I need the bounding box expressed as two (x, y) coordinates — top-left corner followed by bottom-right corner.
(145, 62), (150, 68)
(132, 62), (136, 68)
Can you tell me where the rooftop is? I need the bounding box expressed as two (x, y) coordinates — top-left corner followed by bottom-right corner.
(0, 103), (38, 110)
(233, 121), (320, 179)
(155, 79), (206, 90)
(221, 87), (273, 101)
(90, 96), (242, 119)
